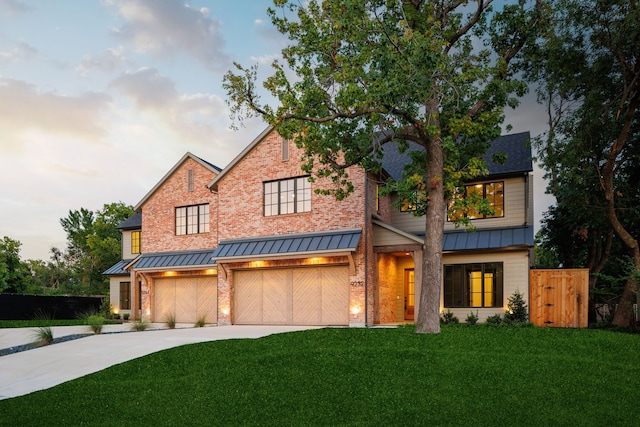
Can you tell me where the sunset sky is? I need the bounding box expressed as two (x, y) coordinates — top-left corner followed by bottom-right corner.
(0, 0), (554, 261)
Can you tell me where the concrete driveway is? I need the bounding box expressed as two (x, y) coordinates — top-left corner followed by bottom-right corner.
(0, 324), (319, 400)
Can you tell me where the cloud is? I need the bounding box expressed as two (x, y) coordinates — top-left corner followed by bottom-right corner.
(106, 0), (231, 72)
(0, 40), (37, 62)
(0, 78), (111, 150)
(109, 67), (229, 146)
(0, 0), (29, 15)
(75, 46), (128, 76)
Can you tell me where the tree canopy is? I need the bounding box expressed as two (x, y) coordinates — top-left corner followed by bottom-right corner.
(225, 0), (545, 332)
(531, 0), (640, 326)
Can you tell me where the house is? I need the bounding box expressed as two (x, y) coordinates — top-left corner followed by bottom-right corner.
(105, 127), (533, 325)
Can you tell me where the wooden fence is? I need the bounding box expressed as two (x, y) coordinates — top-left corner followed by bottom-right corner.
(529, 269), (589, 328)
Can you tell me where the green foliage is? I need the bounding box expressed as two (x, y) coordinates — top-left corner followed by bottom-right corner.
(30, 311), (55, 346)
(440, 309), (459, 324)
(123, 313), (130, 321)
(485, 314), (503, 325)
(465, 310), (479, 325)
(164, 313), (176, 329)
(131, 319), (149, 332)
(194, 315), (206, 328)
(87, 315), (105, 334)
(0, 236), (28, 293)
(505, 289), (529, 324)
(1, 328), (639, 426)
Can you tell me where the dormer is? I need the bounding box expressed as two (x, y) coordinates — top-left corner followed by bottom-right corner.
(117, 212), (142, 260)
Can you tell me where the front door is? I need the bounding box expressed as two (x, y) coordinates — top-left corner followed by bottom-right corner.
(404, 269), (415, 320)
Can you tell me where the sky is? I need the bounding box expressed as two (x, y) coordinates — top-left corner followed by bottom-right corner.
(0, 0), (554, 261)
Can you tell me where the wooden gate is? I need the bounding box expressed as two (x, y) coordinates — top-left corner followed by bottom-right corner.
(530, 269), (589, 328)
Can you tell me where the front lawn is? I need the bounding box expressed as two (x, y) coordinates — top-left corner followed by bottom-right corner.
(0, 325), (638, 426)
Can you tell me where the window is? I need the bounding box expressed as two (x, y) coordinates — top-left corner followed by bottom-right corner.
(264, 176), (311, 216)
(131, 231), (141, 254)
(120, 282), (130, 310)
(448, 181), (504, 221)
(175, 204), (209, 235)
(444, 263), (503, 308)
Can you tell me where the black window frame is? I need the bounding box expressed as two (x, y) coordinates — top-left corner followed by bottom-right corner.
(175, 203), (210, 236)
(263, 176), (311, 217)
(447, 181), (504, 221)
(444, 262), (503, 308)
(120, 281), (131, 310)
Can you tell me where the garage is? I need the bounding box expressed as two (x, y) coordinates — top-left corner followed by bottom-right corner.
(154, 276), (217, 324)
(234, 266), (349, 325)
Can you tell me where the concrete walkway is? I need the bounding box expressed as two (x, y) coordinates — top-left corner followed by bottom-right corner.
(0, 324), (319, 400)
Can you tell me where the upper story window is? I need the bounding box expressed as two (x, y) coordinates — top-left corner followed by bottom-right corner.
(448, 181), (504, 221)
(131, 231), (141, 254)
(264, 176), (311, 216)
(187, 169), (194, 192)
(281, 138), (290, 162)
(175, 204), (209, 235)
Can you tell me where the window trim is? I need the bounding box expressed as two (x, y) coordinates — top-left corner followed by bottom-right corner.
(444, 262), (503, 308)
(131, 230), (141, 255)
(447, 181), (504, 221)
(263, 176), (311, 217)
(175, 203), (210, 235)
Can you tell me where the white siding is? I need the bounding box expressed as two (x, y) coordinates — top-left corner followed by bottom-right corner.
(373, 224), (421, 246)
(389, 175), (530, 234)
(121, 230), (136, 259)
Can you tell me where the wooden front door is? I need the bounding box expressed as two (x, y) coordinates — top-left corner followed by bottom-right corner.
(404, 269), (415, 320)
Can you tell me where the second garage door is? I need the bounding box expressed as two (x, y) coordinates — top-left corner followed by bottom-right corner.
(234, 266), (349, 325)
(154, 276), (217, 324)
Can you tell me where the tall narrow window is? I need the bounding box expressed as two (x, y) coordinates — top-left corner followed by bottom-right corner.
(187, 169), (194, 192)
(281, 138), (290, 161)
(176, 204), (209, 235)
(120, 282), (131, 310)
(264, 176), (311, 216)
(131, 230), (141, 254)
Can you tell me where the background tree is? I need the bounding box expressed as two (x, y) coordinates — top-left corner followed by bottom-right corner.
(530, 0), (640, 326)
(60, 202), (134, 295)
(224, 0), (545, 332)
(0, 236), (28, 293)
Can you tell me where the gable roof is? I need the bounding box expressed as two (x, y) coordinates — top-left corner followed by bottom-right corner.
(206, 126), (274, 192)
(117, 212), (142, 230)
(381, 132), (532, 181)
(135, 152), (222, 210)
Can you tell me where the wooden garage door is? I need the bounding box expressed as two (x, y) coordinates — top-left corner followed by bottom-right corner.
(154, 276), (217, 324)
(234, 267), (348, 325)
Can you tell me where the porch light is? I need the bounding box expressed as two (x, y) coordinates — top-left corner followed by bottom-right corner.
(350, 305), (361, 315)
(221, 306), (230, 316)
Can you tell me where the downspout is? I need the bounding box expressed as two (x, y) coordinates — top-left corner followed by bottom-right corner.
(364, 171), (369, 327)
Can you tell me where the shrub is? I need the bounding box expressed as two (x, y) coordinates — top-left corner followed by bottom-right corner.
(194, 315), (206, 328)
(123, 313), (130, 321)
(88, 315), (105, 334)
(99, 297), (113, 319)
(32, 326), (54, 347)
(440, 309), (459, 324)
(485, 314), (503, 325)
(505, 289), (529, 324)
(165, 313), (176, 329)
(465, 310), (479, 325)
(131, 319), (149, 332)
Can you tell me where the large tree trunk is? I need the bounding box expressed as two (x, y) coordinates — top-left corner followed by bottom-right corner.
(415, 99), (445, 334)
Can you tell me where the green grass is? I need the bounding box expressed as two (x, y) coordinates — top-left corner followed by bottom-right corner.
(0, 325), (638, 426)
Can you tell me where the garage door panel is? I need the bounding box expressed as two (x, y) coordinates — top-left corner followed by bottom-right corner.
(196, 277), (217, 324)
(263, 270), (289, 324)
(175, 278), (197, 323)
(292, 269), (321, 325)
(154, 278), (175, 323)
(322, 267), (349, 325)
(235, 266), (349, 326)
(235, 271), (263, 324)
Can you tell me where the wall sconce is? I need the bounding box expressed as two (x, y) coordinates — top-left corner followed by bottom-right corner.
(221, 307), (230, 316)
(145, 308), (151, 316)
(350, 305), (361, 315)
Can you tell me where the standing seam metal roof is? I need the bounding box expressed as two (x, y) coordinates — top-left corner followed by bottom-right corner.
(133, 249), (217, 270)
(212, 229), (362, 260)
(442, 226), (533, 251)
